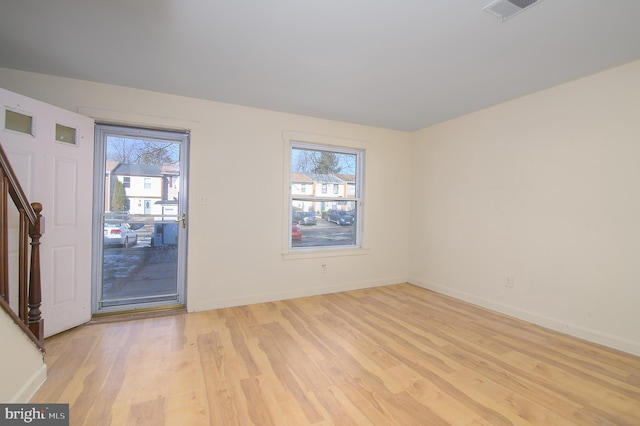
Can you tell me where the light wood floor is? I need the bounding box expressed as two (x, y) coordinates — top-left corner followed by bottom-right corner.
(32, 284), (640, 425)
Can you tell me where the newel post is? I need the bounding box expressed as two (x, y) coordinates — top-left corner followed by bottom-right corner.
(28, 202), (44, 343)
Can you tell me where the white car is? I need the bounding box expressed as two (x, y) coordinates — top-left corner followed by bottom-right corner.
(104, 222), (138, 248)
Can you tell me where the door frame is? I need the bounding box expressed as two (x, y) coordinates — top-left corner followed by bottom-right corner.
(91, 123), (190, 314)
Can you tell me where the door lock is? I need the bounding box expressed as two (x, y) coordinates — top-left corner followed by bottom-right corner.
(175, 213), (187, 229)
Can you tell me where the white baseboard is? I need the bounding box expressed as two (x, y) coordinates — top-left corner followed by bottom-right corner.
(409, 278), (640, 357)
(12, 364), (47, 403)
(190, 277), (405, 312)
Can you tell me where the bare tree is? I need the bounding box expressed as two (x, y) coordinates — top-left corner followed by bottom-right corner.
(292, 148), (355, 175)
(136, 140), (176, 165)
(107, 137), (138, 163)
(107, 138), (178, 166)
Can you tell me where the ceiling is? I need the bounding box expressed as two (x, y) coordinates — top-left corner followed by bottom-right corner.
(1, 0), (640, 131)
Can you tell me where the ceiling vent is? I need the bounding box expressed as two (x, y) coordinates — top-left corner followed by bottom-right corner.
(483, 0), (543, 21)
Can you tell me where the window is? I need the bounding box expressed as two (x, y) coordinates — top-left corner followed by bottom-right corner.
(55, 123), (77, 145)
(123, 176), (130, 188)
(289, 141), (364, 250)
(144, 178), (151, 189)
(5, 109), (34, 135)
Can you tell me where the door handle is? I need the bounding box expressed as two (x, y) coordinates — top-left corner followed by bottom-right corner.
(175, 213), (187, 229)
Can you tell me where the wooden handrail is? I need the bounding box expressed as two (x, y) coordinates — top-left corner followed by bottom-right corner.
(0, 142), (44, 351)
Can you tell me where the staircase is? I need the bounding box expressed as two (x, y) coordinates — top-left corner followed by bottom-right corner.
(0, 142), (44, 351)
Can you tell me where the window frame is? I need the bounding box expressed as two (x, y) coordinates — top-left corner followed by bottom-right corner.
(284, 135), (366, 257)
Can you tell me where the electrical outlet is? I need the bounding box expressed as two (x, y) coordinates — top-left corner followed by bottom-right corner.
(506, 276), (514, 288)
(199, 196), (209, 205)
(321, 264), (327, 273)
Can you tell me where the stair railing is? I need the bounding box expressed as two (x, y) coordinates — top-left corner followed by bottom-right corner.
(0, 142), (44, 351)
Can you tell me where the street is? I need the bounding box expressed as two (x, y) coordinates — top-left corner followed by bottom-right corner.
(101, 223), (178, 306)
(293, 218), (356, 247)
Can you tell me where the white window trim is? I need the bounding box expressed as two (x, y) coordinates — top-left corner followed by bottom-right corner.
(282, 131), (369, 259)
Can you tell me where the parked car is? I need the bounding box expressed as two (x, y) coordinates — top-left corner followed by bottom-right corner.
(326, 209), (354, 226)
(291, 223), (302, 241)
(293, 211), (317, 226)
(104, 222), (138, 248)
(105, 211), (145, 230)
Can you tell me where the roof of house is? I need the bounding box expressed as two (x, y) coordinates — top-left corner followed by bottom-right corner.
(335, 174), (355, 183)
(306, 173), (345, 184)
(291, 173), (314, 183)
(112, 163), (162, 177)
(161, 163), (180, 176)
(105, 161), (120, 174)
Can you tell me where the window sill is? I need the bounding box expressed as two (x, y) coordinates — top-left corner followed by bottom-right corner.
(282, 247), (369, 260)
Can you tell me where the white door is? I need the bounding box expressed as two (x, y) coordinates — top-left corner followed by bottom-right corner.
(1, 88), (93, 337)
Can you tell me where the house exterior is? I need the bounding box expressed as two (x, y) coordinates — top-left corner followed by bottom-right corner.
(291, 172), (355, 214)
(107, 163), (181, 215)
(335, 174), (355, 197)
(161, 163), (180, 202)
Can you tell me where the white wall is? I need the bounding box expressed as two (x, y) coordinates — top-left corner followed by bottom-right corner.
(0, 311), (46, 402)
(0, 67), (412, 313)
(409, 59), (640, 355)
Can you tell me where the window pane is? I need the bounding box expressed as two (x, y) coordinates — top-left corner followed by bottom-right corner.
(99, 130), (185, 310)
(291, 200), (356, 247)
(55, 123), (77, 144)
(291, 147), (358, 197)
(5, 109), (33, 135)
(290, 143), (362, 250)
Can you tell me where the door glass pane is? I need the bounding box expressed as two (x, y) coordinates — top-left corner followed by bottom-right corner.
(55, 123), (76, 144)
(100, 134), (182, 308)
(5, 109), (34, 135)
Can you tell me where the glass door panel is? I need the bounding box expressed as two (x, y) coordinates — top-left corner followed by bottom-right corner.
(94, 125), (188, 312)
